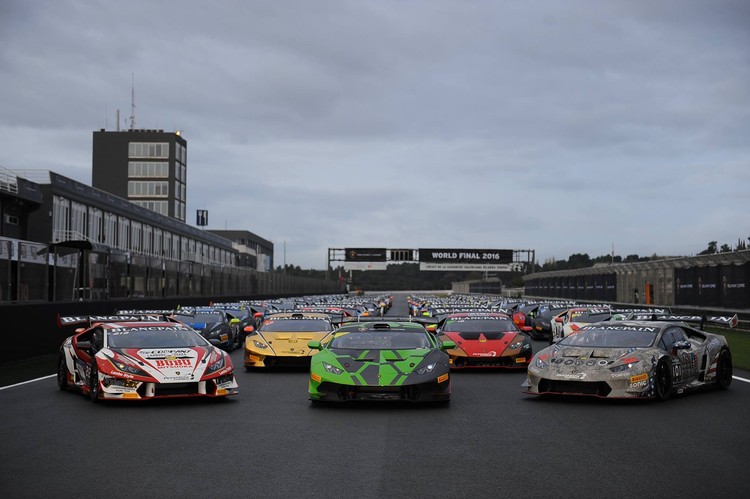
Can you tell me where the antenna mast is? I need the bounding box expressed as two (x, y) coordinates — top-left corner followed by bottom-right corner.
(129, 73), (136, 130)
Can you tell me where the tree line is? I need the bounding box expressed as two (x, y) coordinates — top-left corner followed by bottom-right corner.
(275, 235), (749, 290)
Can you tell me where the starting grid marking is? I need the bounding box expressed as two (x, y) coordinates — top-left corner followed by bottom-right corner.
(2, 374), (750, 392)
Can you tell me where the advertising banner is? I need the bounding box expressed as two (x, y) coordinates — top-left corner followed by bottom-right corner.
(343, 261), (388, 271)
(344, 248), (387, 262)
(418, 248), (513, 264)
(720, 263), (749, 309)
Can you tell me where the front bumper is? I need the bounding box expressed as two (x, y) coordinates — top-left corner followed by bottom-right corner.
(310, 377), (451, 402)
(99, 373), (239, 400)
(450, 354), (530, 369)
(522, 368), (654, 399)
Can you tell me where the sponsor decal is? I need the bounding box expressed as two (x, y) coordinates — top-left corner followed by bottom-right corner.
(142, 349), (194, 358)
(515, 357), (527, 363)
(473, 351), (497, 357)
(630, 373), (649, 383)
(311, 373), (322, 382)
(556, 373), (587, 380)
(248, 355), (260, 362)
(156, 358), (193, 368)
(437, 373), (449, 383)
(629, 380), (648, 389)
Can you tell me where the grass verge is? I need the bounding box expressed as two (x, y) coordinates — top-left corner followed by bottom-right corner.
(709, 328), (750, 372)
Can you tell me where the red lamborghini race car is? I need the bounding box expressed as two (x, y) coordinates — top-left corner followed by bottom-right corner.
(57, 314), (239, 401)
(435, 312), (532, 369)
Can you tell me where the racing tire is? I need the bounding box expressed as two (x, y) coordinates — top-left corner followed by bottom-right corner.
(654, 359), (672, 401)
(88, 363), (101, 402)
(56, 354), (68, 391)
(714, 349), (733, 390)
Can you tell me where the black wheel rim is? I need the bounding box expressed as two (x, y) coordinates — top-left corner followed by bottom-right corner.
(717, 352), (732, 386)
(656, 362), (670, 398)
(90, 365), (99, 399)
(57, 357), (66, 388)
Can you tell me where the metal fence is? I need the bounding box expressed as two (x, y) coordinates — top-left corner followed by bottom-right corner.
(0, 237), (340, 303)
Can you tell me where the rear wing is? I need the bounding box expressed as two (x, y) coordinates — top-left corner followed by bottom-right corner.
(115, 309), (176, 315)
(57, 314), (175, 328)
(610, 307), (671, 314)
(626, 313), (738, 329)
(340, 316), (439, 328)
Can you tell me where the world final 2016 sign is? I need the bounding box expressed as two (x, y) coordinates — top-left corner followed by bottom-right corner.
(418, 248), (517, 271)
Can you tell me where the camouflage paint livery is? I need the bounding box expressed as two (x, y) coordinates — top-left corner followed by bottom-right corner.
(308, 321), (452, 403)
(522, 319), (734, 400)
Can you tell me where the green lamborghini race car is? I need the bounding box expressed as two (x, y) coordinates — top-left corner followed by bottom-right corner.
(307, 321), (455, 403)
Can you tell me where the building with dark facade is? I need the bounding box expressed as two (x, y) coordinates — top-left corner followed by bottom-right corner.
(0, 165), (43, 240)
(207, 230), (274, 272)
(92, 129), (187, 222)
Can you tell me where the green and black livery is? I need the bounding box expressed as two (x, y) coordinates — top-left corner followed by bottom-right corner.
(308, 321), (455, 403)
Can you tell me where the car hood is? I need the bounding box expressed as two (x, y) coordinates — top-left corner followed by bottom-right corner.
(259, 331), (332, 356)
(316, 348), (446, 385)
(100, 346), (216, 381)
(442, 331), (522, 356)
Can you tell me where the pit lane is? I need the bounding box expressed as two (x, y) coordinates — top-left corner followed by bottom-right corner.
(1, 293), (749, 498)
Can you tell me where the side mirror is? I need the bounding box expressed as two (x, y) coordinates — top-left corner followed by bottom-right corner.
(76, 340), (92, 350)
(209, 339), (222, 346)
(253, 312), (263, 319)
(522, 326), (533, 332)
(673, 340), (691, 350)
(424, 324), (437, 333)
(441, 340), (456, 350)
(555, 317), (564, 323)
(244, 325), (254, 333)
(229, 318), (240, 325)
(308, 340), (322, 350)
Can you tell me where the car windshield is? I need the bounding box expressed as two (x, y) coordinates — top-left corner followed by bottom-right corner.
(330, 331), (431, 350)
(177, 312), (223, 323)
(559, 326), (659, 348)
(572, 312), (612, 323)
(443, 318), (516, 333)
(261, 318), (331, 332)
(107, 327), (208, 348)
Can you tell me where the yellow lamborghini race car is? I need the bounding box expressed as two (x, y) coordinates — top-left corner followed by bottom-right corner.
(244, 312), (335, 368)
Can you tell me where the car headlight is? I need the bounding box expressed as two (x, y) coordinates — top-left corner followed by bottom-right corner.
(112, 360), (141, 374)
(610, 362), (635, 373)
(508, 340), (528, 350)
(206, 351), (226, 373)
(107, 354), (147, 376)
(416, 363), (436, 375)
(323, 362), (343, 375)
(253, 340), (269, 349)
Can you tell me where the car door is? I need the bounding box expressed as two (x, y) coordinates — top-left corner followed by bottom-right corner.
(659, 326), (699, 387)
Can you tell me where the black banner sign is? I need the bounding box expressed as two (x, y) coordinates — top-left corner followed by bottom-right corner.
(418, 248), (513, 264)
(344, 248), (387, 262)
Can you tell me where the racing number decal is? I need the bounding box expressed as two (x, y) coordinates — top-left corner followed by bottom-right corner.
(672, 363), (682, 383)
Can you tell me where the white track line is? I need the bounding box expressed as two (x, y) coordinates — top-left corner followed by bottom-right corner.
(0, 374), (56, 391)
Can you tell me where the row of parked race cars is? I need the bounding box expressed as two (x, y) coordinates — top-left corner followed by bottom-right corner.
(56, 293), (737, 404)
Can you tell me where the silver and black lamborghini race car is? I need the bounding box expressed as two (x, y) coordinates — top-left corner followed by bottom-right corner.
(522, 314), (736, 400)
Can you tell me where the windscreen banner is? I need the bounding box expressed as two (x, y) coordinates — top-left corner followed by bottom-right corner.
(418, 248), (517, 271)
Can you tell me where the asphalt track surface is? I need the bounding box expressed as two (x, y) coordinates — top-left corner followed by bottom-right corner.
(2, 294), (750, 499)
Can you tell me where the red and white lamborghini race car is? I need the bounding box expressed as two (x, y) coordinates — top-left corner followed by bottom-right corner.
(57, 314), (239, 401)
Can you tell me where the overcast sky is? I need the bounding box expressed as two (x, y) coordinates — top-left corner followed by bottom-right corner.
(1, 0), (749, 269)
